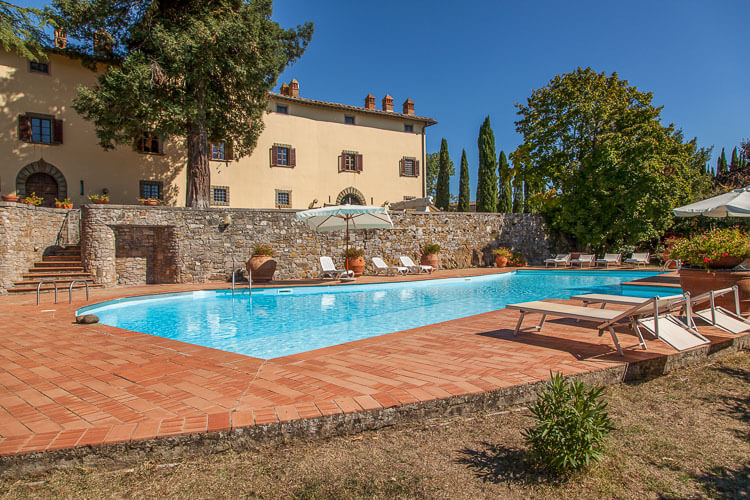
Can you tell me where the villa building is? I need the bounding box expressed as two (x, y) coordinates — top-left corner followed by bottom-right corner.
(0, 50), (436, 209)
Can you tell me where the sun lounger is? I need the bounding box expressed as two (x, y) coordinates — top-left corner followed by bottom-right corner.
(624, 252), (650, 267)
(570, 254), (595, 268)
(571, 293), (651, 308)
(545, 254), (571, 268)
(372, 257), (407, 276)
(319, 256), (354, 280)
(399, 255), (433, 274)
(687, 286), (750, 334)
(596, 253), (622, 268)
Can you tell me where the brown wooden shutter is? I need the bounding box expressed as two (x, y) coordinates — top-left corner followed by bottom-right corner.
(225, 142), (234, 161)
(414, 160), (420, 176)
(355, 154), (363, 172)
(271, 146), (278, 166)
(399, 158), (404, 176)
(338, 152), (344, 172)
(53, 119), (63, 144)
(289, 147), (296, 167)
(18, 114), (31, 142)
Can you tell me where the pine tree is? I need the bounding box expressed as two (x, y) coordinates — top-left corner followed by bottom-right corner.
(435, 138), (451, 210)
(730, 147), (739, 172)
(457, 149), (470, 212)
(476, 116), (498, 212)
(497, 150), (513, 213)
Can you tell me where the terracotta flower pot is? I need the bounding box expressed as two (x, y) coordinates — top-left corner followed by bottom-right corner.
(1, 195), (19, 202)
(495, 255), (508, 268)
(55, 203), (73, 209)
(246, 255), (276, 283)
(421, 253), (439, 270)
(707, 256), (744, 269)
(345, 256), (365, 277)
(20, 199), (35, 205)
(93, 200), (109, 205)
(142, 200), (158, 206)
(679, 268), (750, 315)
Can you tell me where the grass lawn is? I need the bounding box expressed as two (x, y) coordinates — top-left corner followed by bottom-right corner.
(2, 350), (748, 499)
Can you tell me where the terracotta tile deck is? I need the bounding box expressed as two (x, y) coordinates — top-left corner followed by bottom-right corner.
(0, 267), (743, 458)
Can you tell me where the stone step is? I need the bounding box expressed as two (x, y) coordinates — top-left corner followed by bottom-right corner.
(22, 272), (92, 279)
(31, 263), (85, 270)
(13, 277), (96, 286)
(8, 283), (103, 293)
(52, 249), (82, 256)
(42, 255), (81, 262)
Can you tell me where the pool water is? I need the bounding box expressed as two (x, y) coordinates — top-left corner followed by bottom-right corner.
(78, 270), (676, 359)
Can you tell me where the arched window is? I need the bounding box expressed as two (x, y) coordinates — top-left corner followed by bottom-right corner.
(336, 187), (365, 205)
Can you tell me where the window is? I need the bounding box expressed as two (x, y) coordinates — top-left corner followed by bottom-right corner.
(340, 151), (363, 173)
(344, 115), (355, 125)
(18, 114), (62, 144)
(210, 185), (229, 206)
(399, 157), (419, 177)
(139, 180), (162, 199)
(275, 190), (291, 208)
(210, 142), (233, 161)
(403, 195), (416, 200)
(404, 124), (414, 132)
(29, 61), (49, 74)
(276, 105), (288, 114)
(270, 144), (296, 167)
(31, 117), (52, 143)
(137, 133), (162, 154)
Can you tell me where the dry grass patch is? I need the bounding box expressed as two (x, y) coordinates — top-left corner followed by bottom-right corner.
(2, 351), (748, 499)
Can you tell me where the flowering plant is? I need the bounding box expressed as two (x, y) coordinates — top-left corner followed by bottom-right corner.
(493, 247), (513, 259)
(509, 252), (527, 267)
(88, 193), (110, 202)
(252, 244), (274, 257)
(343, 248), (364, 258)
(670, 228), (750, 269)
(22, 192), (43, 205)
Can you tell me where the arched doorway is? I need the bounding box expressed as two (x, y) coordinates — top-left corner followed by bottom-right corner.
(25, 173), (58, 207)
(336, 187), (365, 205)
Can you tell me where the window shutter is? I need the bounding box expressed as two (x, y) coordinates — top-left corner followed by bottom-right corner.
(225, 142), (234, 161)
(399, 158), (404, 176)
(355, 154), (363, 172)
(338, 153), (344, 172)
(289, 147), (296, 167)
(53, 119), (63, 144)
(18, 114), (31, 142)
(414, 160), (420, 176)
(271, 146), (278, 166)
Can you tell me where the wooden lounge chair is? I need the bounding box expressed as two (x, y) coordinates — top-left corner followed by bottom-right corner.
(687, 286), (750, 334)
(596, 253), (622, 268)
(624, 252), (650, 267)
(570, 254), (595, 268)
(399, 255), (433, 274)
(319, 256), (354, 280)
(372, 257), (407, 276)
(506, 294), (705, 355)
(544, 254), (571, 268)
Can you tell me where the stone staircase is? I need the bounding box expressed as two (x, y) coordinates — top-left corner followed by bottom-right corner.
(8, 245), (103, 294)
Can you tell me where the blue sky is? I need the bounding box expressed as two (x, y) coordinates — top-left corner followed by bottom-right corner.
(18, 0), (750, 197)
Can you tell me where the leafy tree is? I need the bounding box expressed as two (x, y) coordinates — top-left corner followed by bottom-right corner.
(476, 116), (498, 212)
(512, 171), (524, 213)
(457, 149), (470, 212)
(0, 1), (50, 61)
(51, 0), (313, 208)
(513, 67), (712, 250)
(425, 152), (439, 198)
(497, 150), (513, 213)
(435, 138), (452, 210)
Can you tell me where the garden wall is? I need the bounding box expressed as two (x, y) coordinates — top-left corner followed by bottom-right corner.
(80, 205), (550, 286)
(0, 203), (80, 292)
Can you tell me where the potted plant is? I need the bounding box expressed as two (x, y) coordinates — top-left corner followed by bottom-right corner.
(20, 192), (43, 206)
(1, 193), (19, 202)
(671, 228), (750, 314)
(421, 243), (441, 270)
(343, 248), (365, 277)
(493, 247), (513, 268)
(88, 193), (110, 204)
(55, 197), (73, 209)
(246, 244), (276, 283)
(138, 197), (160, 206)
(509, 251), (527, 267)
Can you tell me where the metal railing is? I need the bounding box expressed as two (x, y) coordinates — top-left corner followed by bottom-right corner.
(68, 280), (89, 304)
(36, 280), (58, 305)
(231, 269), (251, 292)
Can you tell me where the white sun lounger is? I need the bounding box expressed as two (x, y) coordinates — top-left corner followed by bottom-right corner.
(570, 254), (595, 268)
(596, 253), (622, 268)
(545, 254), (571, 268)
(571, 293), (651, 308)
(399, 255), (433, 274)
(624, 252), (650, 267)
(688, 286), (750, 334)
(372, 257), (407, 276)
(319, 256), (354, 280)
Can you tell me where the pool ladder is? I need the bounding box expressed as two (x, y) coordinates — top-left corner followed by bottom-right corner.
(232, 268), (251, 293)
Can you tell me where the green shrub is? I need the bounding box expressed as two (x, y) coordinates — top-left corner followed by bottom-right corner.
(422, 243), (441, 255)
(252, 244), (274, 257)
(343, 248), (364, 258)
(670, 227), (750, 268)
(522, 372), (614, 474)
(492, 247), (513, 259)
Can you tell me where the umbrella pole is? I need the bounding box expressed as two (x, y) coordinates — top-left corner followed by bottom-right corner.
(345, 218), (350, 270)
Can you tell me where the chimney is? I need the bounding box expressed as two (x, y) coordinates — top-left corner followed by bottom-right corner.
(280, 83), (290, 96)
(54, 28), (67, 49)
(364, 94), (376, 110)
(382, 94), (393, 112)
(402, 98), (414, 115)
(289, 78), (299, 98)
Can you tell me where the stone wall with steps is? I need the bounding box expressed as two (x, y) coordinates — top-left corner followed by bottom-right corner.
(0, 203), (81, 293)
(81, 205), (550, 286)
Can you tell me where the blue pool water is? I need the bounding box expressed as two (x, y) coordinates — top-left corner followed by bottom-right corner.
(78, 270), (677, 359)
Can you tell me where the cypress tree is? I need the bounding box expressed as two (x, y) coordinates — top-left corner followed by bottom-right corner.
(457, 149), (470, 212)
(435, 138), (452, 210)
(730, 147), (739, 172)
(476, 116), (498, 212)
(497, 150), (513, 213)
(512, 170), (524, 212)
(719, 148), (728, 175)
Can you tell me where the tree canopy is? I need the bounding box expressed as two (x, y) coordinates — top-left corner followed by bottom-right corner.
(51, 0), (313, 207)
(457, 149), (470, 212)
(435, 138), (452, 210)
(512, 67), (712, 250)
(476, 116), (498, 212)
(0, 1), (50, 61)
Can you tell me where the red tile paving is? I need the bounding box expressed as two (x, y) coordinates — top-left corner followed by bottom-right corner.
(0, 268), (745, 459)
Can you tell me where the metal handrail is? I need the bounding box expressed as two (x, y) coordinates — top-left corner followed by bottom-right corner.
(36, 280), (58, 305)
(68, 279), (89, 304)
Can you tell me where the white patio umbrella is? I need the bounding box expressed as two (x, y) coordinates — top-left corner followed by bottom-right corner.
(673, 185), (750, 218)
(295, 204), (394, 253)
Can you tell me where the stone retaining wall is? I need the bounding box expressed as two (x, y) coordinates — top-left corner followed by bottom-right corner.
(81, 205), (550, 285)
(0, 203), (80, 292)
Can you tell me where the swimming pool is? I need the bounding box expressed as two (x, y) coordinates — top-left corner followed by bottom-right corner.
(78, 270), (676, 359)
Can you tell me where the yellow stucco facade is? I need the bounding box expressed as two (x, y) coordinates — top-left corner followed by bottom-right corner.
(0, 50), (436, 209)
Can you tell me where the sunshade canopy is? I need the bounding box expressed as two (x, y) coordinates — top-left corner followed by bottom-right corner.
(673, 185), (750, 218)
(295, 205), (394, 232)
